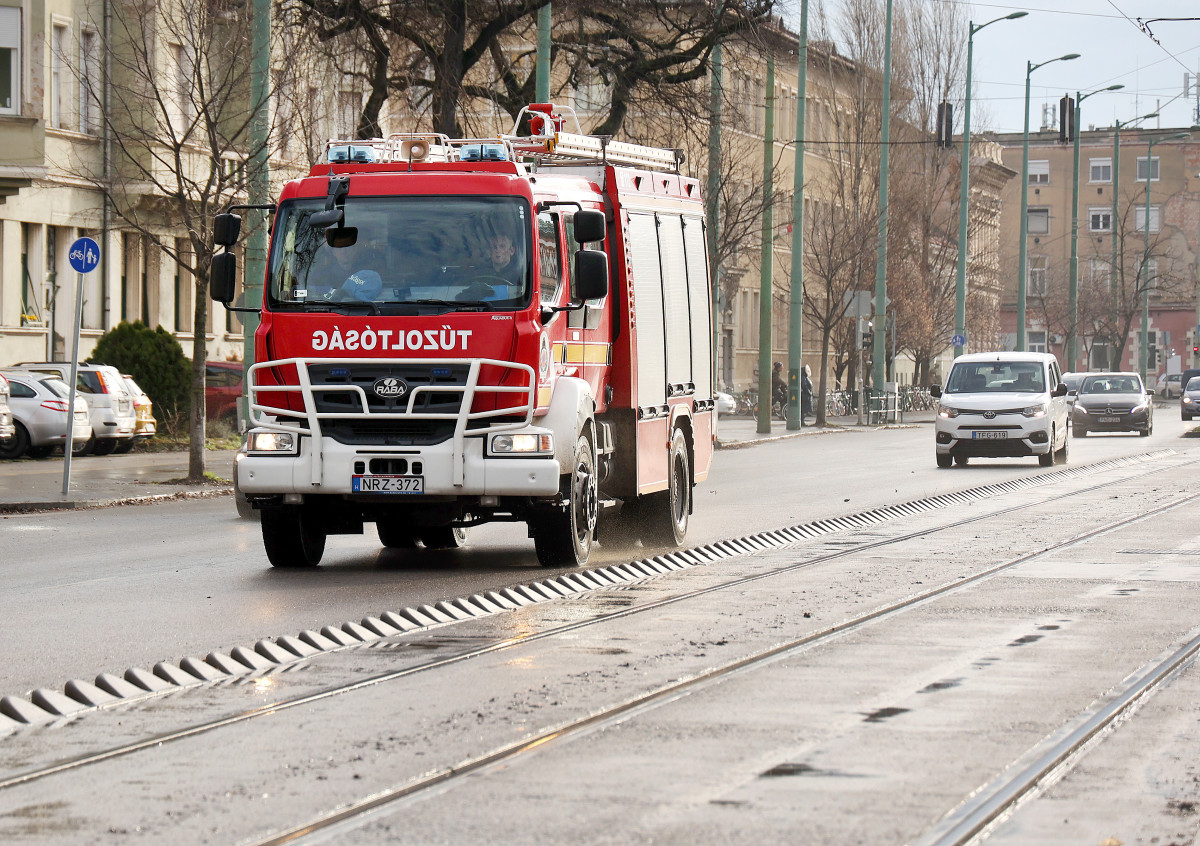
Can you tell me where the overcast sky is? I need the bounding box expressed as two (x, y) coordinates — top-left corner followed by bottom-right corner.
(796, 0), (1200, 135)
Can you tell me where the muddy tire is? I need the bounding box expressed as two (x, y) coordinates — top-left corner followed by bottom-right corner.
(261, 505), (325, 567)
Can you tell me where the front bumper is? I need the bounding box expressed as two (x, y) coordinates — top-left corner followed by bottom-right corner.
(935, 419), (1052, 458)
(238, 433), (560, 497)
(1073, 407), (1150, 432)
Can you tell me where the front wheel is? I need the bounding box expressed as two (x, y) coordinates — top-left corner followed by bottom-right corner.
(261, 505), (326, 567)
(0, 423), (30, 460)
(636, 428), (692, 548)
(531, 434), (597, 567)
(936, 452), (952, 468)
(377, 521), (418, 548)
(1055, 427), (1069, 464)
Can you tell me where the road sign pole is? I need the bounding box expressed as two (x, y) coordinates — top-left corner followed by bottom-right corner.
(62, 236), (100, 497)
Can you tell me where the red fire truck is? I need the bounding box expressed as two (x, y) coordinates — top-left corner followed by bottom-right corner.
(211, 104), (715, 568)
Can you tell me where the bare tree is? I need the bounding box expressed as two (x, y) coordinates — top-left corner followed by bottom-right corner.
(72, 0), (275, 481)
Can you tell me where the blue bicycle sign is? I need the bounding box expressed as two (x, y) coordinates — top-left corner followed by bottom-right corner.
(68, 237), (101, 274)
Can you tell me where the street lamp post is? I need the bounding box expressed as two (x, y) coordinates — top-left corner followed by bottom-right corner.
(1018, 52), (1079, 351)
(1111, 112), (1157, 369)
(954, 11), (1027, 359)
(1140, 131), (1192, 382)
(1067, 84), (1123, 372)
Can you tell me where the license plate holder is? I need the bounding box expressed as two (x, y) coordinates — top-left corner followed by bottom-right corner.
(352, 475), (424, 493)
(971, 431), (1007, 440)
(1096, 416), (1120, 423)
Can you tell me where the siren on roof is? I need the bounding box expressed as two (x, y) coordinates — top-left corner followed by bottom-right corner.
(400, 139), (430, 162)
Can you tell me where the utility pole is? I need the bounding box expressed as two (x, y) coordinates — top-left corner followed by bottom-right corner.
(872, 0), (894, 398)
(244, 0), (270, 429)
(786, 0), (808, 429)
(707, 41), (722, 391)
(536, 5), (551, 102)
(757, 53), (775, 434)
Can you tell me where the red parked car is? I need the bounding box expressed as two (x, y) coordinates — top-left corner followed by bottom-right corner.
(205, 361), (243, 425)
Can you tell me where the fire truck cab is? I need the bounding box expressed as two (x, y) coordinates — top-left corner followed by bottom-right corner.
(212, 104), (714, 569)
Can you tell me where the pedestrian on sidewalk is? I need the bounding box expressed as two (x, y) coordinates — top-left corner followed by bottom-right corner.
(801, 364), (814, 423)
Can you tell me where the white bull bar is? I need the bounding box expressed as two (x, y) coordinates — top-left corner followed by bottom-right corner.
(246, 357), (537, 488)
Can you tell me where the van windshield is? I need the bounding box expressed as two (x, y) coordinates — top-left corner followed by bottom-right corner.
(267, 196), (531, 314)
(946, 362), (1045, 393)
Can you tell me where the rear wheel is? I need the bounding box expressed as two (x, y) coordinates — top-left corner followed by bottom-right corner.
(636, 429), (691, 548)
(936, 453), (952, 468)
(0, 423), (30, 459)
(113, 439), (136, 454)
(377, 521), (418, 548)
(91, 438), (118, 456)
(71, 433), (95, 457)
(419, 526), (468, 550)
(532, 434), (597, 567)
(260, 505), (325, 567)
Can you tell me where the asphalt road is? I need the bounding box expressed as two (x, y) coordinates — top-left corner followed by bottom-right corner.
(0, 410), (1194, 700)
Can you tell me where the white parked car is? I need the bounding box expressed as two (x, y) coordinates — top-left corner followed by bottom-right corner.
(0, 371), (92, 459)
(0, 372), (14, 444)
(929, 352), (1070, 468)
(9, 362), (136, 455)
(715, 391), (737, 415)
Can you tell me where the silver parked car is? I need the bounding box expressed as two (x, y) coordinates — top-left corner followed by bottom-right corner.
(0, 372), (15, 444)
(9, 362), (135, 455)
(0, 371), (92, 459)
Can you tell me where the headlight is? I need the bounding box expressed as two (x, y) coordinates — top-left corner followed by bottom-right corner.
(247, 431), (298, 454)
(1184, 396), (1195, 405)
(1022, 404), (1047, 418)
(938, 405), (959, 418)
(490, 432), (553, 455)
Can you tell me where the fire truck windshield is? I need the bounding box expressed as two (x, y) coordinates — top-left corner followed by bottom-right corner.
(267, 196), (531, 314)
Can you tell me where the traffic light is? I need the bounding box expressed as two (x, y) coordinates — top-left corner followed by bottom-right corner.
(936, 102), (953, 148)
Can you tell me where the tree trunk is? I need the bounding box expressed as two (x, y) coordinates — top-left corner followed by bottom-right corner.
(189, 255), (210, 482)
(433, 0), (467, 136)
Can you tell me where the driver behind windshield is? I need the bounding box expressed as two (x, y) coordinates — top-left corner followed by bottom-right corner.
(458, 230), (525, 301)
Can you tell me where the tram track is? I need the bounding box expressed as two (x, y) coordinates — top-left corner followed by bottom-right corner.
(244, 487), (1200, 845)
(0, 451), (1193, 846)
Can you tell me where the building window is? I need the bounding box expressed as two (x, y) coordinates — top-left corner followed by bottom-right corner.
(738, 288), (759, 349)
(1089, 157), (1112, 182)
(1028, 256), (1048, 296)
(80, 30), (99, 134)
(0, 8), (19, 115)
(1143, 257), (1159, 288)
(1027, 207), (1050, 235)
(573, 68), (610, 113)
(1028, 160), (1049, 184)
(1028, 330), (1047, 354)
(1088, 208), (1111, 232)
(51, 23), (68, 129)
(1089, 257), (1111, 288)
(1133, 205), (1161, 233)
(1136, 156), (1160, 182)
(170, 43), (194, 135)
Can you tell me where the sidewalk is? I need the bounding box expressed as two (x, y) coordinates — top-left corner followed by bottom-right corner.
(0, 412), (936, 512)
(715, 409), (934, 448)
(0, 449), (238, 513)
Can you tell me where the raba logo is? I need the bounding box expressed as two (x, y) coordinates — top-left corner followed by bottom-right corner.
(373, 377), (409, 399)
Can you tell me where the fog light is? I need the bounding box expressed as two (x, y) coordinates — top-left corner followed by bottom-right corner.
(248, 431), (298, 453)
(490, 433), (553, 455)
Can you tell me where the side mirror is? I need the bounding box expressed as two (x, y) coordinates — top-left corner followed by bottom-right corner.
(929, 385), (942, 398)
(325, 226), (358, 248)
(573, 210), (606, 244)
(211, 252), (237, 303)
(1053, 383), (1068, 397)
(573, 249), (609, 301)
(213, 213), (242, 247)
(309, 208), (344, 228)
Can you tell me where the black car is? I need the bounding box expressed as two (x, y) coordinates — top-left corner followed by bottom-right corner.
(1182, 376), (1200, 421)
(1071, 372), (1153, 437)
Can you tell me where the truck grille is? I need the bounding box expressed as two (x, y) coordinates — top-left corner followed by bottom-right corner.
(308, 363), (470, 416)
(322, 419), (456, 446)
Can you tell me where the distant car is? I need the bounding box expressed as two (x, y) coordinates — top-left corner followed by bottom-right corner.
(117, 374), (156, 452)
(0, 371), (92, 459)
(1072, 372), (1152, 437)
(0, 372), (14, 444)
(8, 362), (135, 456)
(715, 391), (737, 415)
(1155, 372), (1183, 399)
(1182, 376), (1200, 421)
(205, 361), (243, 426)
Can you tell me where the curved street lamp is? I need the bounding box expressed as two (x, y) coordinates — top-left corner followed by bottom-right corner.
(953, 11), (1028, 359)
(1066, 84), (1123, 372)
(1017, 52), (1080, 351)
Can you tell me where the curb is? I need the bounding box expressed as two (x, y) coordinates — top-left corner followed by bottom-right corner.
(0, 487), (233, 514)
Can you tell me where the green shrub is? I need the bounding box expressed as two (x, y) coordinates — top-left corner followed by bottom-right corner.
(90, 321), (191, 419)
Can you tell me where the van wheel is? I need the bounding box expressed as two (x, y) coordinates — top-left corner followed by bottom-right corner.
(1038, 430), (1056, 467)
(1055, 428), (1069, 464)
(532, 435), (597, 567)
(636, 429), (691, 548)
(936, 453), (952, 468)
(954, 454), (969, 466)
(0, 423), (30, 459)
(420, 526), (468, 549)
(377, 521), (418, 548)
(261, 505), (325, 567)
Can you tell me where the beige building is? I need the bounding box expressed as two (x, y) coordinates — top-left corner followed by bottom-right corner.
(992, 126), (1199, 375)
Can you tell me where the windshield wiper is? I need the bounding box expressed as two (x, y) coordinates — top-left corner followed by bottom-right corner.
(400, 298), (489, 312)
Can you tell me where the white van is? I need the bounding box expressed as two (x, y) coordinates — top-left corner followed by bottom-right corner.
(930, 352), (1069, 468)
